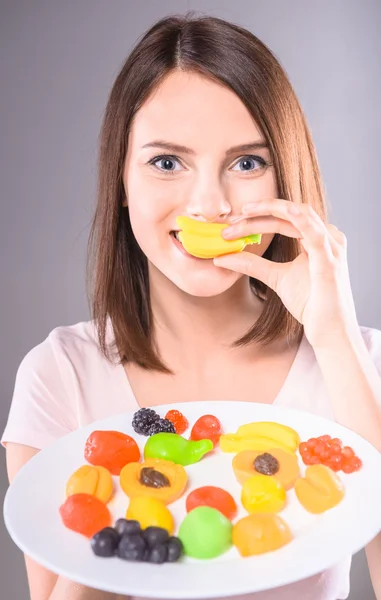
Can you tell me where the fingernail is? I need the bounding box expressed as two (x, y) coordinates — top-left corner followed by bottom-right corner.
(222, 227), (238, 239)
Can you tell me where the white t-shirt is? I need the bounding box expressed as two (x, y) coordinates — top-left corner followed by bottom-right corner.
(3, 321), (381, 600)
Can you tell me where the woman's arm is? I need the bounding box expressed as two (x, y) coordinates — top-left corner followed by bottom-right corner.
(6, 443), (121, 600)
(313, 332), (381, 600)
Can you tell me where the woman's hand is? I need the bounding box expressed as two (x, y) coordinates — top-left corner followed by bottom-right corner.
(214, 199), (359, 349)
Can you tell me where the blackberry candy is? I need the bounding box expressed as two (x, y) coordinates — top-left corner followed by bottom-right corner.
(132, 408), (160, 436)
(91, 527), (120, 557)
(148, 418), (176, 436)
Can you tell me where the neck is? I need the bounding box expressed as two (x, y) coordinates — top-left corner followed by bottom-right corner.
(149, 266), (264, 370)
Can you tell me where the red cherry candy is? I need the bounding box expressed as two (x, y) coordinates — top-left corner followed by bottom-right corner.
(190, 415), (223, 446)
(186, 486), (237, 520)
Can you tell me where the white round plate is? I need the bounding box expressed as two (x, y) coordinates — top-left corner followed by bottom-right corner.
(4, 401), (381, 598)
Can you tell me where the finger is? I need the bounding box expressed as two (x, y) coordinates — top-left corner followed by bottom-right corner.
(243, 200), (335, 268)
(222, 216), (301, 240)
(213, 251), (282, 291)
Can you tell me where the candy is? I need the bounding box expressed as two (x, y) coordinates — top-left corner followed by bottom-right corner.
(233, 514), (293, 556)
(178, 506), (232, 559)
(120, 458), (188, 504)
(144, 432), (213, 466)
(66, 465), (113, 503)
(59, 493), (111, 538)
(299, 435), (362, 474)
(221, 421), (299, 454)
(236, 422), (300, 451)
(126, 496), (174, 534)
(233, 448), (300, 491)
(176, 216), (261, 259)
(132, 408), (160, 435)
(294, 464), (345, 514)
(91, 527), (120, 557)
(186, 486), (237, 520)
(84, 430), (140, 475)
(147, 418), (176, 436)
(190, 415), (223, 446)
(165, 409), (189, 435)
(241, 475), (286, 514)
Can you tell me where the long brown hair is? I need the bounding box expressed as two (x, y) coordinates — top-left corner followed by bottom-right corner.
(88, 12), (327, 373)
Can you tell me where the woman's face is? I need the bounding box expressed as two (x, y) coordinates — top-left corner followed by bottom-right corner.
(123, 70), (278, 297)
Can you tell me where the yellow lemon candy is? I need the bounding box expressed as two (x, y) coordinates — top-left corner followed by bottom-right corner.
(126, 496), (174, 534)
(66, 465), (113, 503)
(241, 474), (286, 514)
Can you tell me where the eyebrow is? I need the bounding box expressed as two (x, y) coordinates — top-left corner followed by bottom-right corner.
(141, 140), (269, 156)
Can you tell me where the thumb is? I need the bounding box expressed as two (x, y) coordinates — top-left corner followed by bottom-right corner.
(213, 251), (279, 291)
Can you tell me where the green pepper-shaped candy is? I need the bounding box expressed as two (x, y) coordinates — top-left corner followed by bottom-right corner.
(144, 433), (213, 466)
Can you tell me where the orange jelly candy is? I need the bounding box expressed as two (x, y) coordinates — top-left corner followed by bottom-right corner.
(233, 448), (300, 491)
(186, 486), (237, 520)
(59, 493), (111, 538)
(233, 513), (293, 556)
(295, 464), (345, 514)
(66, 465), (113, 503)
(84, 430), (140, 475)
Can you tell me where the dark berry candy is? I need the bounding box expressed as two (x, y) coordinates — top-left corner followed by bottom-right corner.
(143, 526), (169, 548)
(117, 533), (146, 561)
(148, 418), (176, 436)
(166, 536), (183, 562)
(132, 408), (160, 436)
(146, 543), (168, 564)
(114, 518), (141, 537)
(91, 527), (120, 557)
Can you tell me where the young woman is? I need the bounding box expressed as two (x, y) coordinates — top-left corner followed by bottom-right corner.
(3, 13), (381, 600)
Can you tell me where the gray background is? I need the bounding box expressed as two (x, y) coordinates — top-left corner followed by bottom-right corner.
(0, 0), (380, 598)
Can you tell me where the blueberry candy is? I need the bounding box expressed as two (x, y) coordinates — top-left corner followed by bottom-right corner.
(115, 518), (141, 537)
(146, 543), (168, 564)
(118, 534), (146, 561)
(143, 526), (169, 548)
(91, 527), (120, 557)
(166, 537), (184, 562)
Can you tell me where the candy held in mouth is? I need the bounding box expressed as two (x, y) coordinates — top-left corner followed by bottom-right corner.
(175, 216), (261, 259)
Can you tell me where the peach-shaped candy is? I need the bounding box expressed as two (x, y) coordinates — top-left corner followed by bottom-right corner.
(233, 513), (293, 556)
(66, 465), (113, 503)
(233, 448), (300, 490)
(295, 464), (345, 514)
(241, 474), (286, 514)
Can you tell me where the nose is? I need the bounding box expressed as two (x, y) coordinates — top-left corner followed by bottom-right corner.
(186, 183), (232, 223)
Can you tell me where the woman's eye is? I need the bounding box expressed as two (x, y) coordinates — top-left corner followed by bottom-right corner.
(231, 155), (268, 174)
(148, 155), (184, 174)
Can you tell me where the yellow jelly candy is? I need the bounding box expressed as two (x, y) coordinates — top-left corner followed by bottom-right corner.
(176, 216), (261, 259)
(241, 474), (286, 514)
(126, 496), (174, 534)
(233, 513), (293, 556)
(66, 465), (113, 503)
(294, 465), (345, 514)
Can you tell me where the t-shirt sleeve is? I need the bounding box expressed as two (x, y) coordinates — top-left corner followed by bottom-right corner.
(361, 326), (381, 377)
(1, 334), (78, 450)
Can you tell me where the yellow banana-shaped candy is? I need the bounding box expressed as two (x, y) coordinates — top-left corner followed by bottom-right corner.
(176, 216), (261, 259)
(236, 422), (300, 452)
(220, 434), (294, 455)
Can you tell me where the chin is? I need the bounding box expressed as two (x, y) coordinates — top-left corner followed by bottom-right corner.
(167, 266), (242, 298)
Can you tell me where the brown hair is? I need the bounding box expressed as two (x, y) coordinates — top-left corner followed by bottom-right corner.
(88, 12), (327, 373)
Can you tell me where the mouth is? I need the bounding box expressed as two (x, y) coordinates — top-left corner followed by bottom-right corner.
(170, 230), (181, 242)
